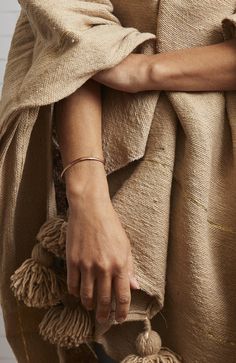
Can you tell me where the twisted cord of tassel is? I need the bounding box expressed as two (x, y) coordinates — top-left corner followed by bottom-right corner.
(10, 243), (67, 308)
(121, 317), (182, 363)
(38, 296), (94, 348)
(36, 216), (67, 259)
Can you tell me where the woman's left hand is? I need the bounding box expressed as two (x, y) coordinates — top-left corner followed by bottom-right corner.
(92, 54), (152, 93)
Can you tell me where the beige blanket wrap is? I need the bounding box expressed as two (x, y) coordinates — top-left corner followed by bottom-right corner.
(1, 0), (236, 362)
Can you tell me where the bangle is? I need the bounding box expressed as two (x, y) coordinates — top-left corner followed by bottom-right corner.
(60, 156), (105, 182)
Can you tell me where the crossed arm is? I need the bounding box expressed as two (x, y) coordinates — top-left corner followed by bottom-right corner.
(55, 37), (236, 323)
(93, 37), (236, 92)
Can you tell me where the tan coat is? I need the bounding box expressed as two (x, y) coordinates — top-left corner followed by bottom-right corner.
(1, 1), (236, 362)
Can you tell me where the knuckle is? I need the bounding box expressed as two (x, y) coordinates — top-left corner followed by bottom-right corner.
(117, 295), (130, 305)
(80, 291), (92, 301)
(80, 289), (94, 309)
(113, 260), (126, 273)
(80, 289), (92, 301)
(114, 265), (123, 274)
(98, 296), (111, 306)
(96, 260), (111, 273)
(79, 260), (93, 271)
(68, 257), (79, 269)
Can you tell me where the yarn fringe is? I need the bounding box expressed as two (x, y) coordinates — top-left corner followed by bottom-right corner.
(121, 318), (182, 363)
(36, 216), (67, 259)
(10, 216), (181, 360)
(39, 301), (94, 348)
(10, 243), (67, 308)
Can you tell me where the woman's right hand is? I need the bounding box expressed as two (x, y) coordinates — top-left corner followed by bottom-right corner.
(65, 161), (140, 324)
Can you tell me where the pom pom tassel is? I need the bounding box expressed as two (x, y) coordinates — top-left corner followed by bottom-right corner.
(39, 295), (94, 348)
(36, 216), (67, 259)
(121, 317), (182, 363)
(10, 243), (67, 308)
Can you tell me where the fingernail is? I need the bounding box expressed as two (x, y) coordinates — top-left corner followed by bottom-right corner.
(131, 277), (140, 289)
(116, 316), (126, 323)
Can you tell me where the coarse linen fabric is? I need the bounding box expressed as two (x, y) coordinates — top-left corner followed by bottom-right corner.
(1, 0), (236, 362)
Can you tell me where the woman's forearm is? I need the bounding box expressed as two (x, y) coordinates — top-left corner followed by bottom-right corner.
(54, 79), (108, 196)
(54, 80), (138, 321)
(149, 38), (236, 91)
(93, 38), (236, 92)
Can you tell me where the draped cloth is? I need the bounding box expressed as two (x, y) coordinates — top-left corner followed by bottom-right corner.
(1, 1), (236, 362)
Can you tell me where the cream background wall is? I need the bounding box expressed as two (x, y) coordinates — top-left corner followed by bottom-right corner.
(0, 1), (20, 362)
(0, 0), (20, 91)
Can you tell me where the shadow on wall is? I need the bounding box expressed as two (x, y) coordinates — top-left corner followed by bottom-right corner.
(0, 1), (20, 360)
(0, 1), (20, 94)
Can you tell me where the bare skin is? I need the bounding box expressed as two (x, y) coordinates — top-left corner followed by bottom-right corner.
(93, 38), (236, 92)
(54, 80), (140, 324)
(54, 37), (236, 325)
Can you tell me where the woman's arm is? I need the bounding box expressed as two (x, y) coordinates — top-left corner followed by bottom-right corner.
(93, 38), (236, 92)
(149, 38), (236, 91)
(54, 79), (140, 324)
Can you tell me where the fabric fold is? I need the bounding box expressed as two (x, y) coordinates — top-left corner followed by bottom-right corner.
(0, 0), (158, 188)
(0, 1), (156, 133)
(222, 11), (236, 40)
(0, 1), (160, 362)
(2, 1), (236, 362)
(18, 0), (121, 43)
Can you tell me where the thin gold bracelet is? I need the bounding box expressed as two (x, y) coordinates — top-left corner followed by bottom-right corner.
(60, 156), (105, 182)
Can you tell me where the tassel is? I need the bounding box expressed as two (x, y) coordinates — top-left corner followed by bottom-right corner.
(121, 317), (182, 363)
(10, 243), (67, 308)
(36, 216), (67, 259)
(39, 294), (94, 348)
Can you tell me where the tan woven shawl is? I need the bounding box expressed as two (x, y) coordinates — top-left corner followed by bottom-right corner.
(1, 1), (236, 362)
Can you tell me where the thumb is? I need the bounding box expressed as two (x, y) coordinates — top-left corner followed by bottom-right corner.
(127, 250), (140, 290)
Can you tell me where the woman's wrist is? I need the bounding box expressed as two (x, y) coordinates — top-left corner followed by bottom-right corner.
(65, 161), (110, 203)
(146, 54), (172, 91)
(128, 54), (169, 92)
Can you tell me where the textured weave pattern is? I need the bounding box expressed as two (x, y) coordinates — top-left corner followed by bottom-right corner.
(1, 1), (236, 362)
